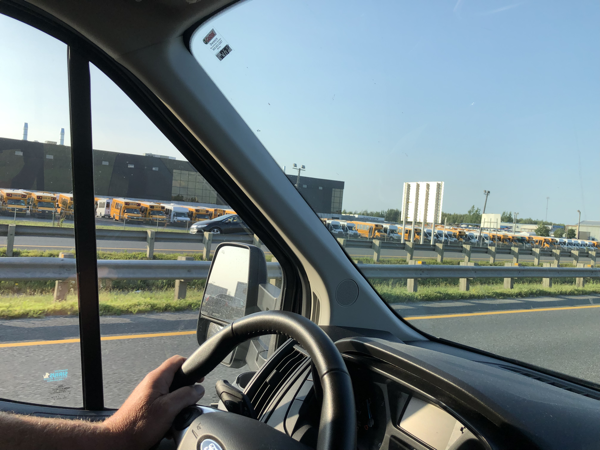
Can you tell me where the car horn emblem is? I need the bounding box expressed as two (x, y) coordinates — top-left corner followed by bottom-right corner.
(200, 439), (223, 450)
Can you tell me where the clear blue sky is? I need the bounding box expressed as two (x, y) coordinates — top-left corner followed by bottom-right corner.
(1, 1), (599, 224)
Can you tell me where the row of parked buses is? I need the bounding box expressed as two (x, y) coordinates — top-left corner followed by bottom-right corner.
(0, 189), (75, 218)
(0, 189), (235, 227)
(320, 217), (600, 250)
(94, 197), (235, 226)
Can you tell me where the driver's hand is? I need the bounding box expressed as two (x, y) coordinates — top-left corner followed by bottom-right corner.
(101, 355), (205, 450)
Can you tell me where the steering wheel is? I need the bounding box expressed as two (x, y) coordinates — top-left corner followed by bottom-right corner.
(168, 310), (356, 450)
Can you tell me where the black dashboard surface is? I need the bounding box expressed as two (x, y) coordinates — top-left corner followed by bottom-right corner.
(246, 328), (600, 450)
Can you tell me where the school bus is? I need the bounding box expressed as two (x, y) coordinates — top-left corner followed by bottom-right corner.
(212, 208), (228, 219)
(110, 198), (144, 222)
(0, 189), (29, 216)
(224, 208), (236, 216)
(57, 193), (74, 218)
(186, 206), (213, 223)
(140, 202), (168, 224)
(28, 192), (57, 218)
(353, 221), (386, 239)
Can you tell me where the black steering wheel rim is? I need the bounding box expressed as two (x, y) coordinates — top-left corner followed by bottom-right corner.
(170, 310), (356, 450)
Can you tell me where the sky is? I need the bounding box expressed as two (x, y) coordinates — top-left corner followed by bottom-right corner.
(1, 1), (598, 224)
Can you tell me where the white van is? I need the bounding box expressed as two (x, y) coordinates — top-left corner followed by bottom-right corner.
(165, 204), (191, 226)
(95, 198), (111, 218)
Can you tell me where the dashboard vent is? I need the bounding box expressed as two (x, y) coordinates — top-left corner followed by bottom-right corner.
(250, 347), (309, 420)
(495, 364), (600, 401)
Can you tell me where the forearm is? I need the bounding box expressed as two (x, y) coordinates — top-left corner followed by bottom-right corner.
(0, 412), (117, 450)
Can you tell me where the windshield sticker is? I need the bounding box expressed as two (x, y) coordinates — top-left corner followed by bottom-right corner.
(203, 29), (233, 61)
(43, 369), (68, 382)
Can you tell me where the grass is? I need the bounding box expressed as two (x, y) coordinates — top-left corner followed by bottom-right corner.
(0, 289), (204, 319)
(0, 218), (189, 233)
(0, 249), (597, 319)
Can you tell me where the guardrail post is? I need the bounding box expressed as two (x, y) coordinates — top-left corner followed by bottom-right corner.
(552, 249), (561, 267)
(458, 261), (475, 291)
(174, 256), (193, 300)
(589, 250), (597, 267)
(532, 248), (541, 266)
(503, 262), (519, 289)
(54, 252), (74, 301)
(488, 246), (496, 264)
(406, 260), (423, 293)
(6, 224), (15, 257)
(462, 245), (471, 263)
(576, 263), (586, 288)
(511, 247), (520, 264)
(372, 239), (382, 263)
(542, 263), (553, 288)
(146, 230), (155, 259)
(336, 238), (347, 249)
(435, 243), (444, 263)
(405, 242), (414, 263)
(203, 232), (213, 260)
(571, 250), (580, 267)
(270, 257), (282, 288)
(253, 234), (261, 248)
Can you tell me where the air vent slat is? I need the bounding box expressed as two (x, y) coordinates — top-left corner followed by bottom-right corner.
(251, 348), (309, 420)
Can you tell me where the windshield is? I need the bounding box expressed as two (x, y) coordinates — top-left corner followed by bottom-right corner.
(191, 1), (600, 387)
(346, 224), (356, 230)
(174, 212), (188, 218)
(124, 208), (140, 214)
(149, 210), (165, 216)
(7, 199), (25, 206)
(330, 223), (341, 229)
(37, 201), (55, 208)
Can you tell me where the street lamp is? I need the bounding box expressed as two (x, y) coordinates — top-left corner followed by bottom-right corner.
(577, 210), (581, 239)
(546, 197), (549, 222)
(292, 163), (305, 189)
(477, 190), (491, 245)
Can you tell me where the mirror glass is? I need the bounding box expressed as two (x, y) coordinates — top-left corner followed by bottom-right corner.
(201, 245), (250, 323)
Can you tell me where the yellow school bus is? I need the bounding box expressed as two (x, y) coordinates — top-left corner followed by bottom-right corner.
(186, 206), (213, 223)
(110, 198), (144, 222)
(212, 208), (228, 219)
(140, 202), (168, 224)
(57, 193), (74, 218)
(0, 189), (29, 216)
(224, 208), (236, 216)
(28, 191), (57, 218)
(353, 221), (386, 239)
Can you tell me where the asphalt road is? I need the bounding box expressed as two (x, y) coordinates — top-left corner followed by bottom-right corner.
(1, 296), (599, 410)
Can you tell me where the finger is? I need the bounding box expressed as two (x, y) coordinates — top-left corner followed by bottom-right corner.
(163, 384), (205, 417)
(148, 355), (186, 387)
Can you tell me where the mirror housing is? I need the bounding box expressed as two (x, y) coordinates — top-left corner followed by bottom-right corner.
(196, 243), (269, 368)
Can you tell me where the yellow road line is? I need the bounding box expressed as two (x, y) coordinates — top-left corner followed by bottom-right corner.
(0, 330), (195, 349)
(405, 304), (600, 321)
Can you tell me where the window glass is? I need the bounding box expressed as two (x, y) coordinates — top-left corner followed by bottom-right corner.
(89, 66), (281, 407)
(0, 15), (82, 406)
(189, 1), (600, 385)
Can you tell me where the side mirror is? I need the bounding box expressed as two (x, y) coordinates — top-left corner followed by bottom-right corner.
(196, 243), (268, 368)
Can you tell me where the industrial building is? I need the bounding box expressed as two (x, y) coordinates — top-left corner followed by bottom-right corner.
(0, 137), (345, 214)
(566, 221), (600, 241)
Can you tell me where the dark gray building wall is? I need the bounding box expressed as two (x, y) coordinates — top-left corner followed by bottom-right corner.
(286, 174), (345, 214)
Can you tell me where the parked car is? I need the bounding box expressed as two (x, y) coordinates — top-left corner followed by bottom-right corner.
(189, 214), (250, 235)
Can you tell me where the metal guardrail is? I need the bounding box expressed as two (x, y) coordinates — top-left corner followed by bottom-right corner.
(358, 264), (600, 279)
(0, 257), (283, 281)
(0, 224), (256, 258)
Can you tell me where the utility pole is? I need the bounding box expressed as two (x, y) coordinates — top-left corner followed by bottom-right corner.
(292, 163), (305, 188)
(513, 212), (518, 235)
(577, 210), (581, 239)
(545, 197), (549, 222)
(477, 190), (491, 245)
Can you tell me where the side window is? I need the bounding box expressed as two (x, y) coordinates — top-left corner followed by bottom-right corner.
(89, 66), (281, 408)
(0, 16), (82, 406)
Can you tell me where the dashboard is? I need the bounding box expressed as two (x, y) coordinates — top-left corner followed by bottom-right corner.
(242, 329), (600, 450)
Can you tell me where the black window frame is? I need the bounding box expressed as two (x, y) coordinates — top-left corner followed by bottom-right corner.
(0, 0), (310, 412)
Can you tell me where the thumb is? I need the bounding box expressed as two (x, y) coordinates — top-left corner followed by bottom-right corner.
(163, 384), (206, 416)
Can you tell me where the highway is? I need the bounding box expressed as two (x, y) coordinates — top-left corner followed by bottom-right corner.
(0, 295), (598, 409)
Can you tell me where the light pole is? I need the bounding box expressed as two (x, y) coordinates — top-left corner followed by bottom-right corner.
(513, 212), (518, 235)
(293, 163), (305, 188)
(577, 210), (581, 239)
(477, 190), (490, 245)
(545, 197), (549, 222)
